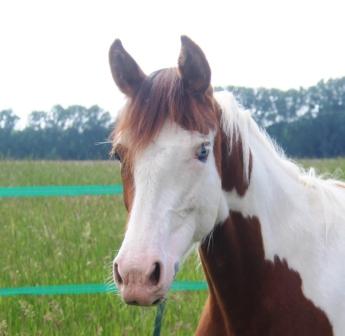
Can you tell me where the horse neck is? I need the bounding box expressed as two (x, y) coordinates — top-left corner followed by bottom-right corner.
(219, 116), (328, 265)
(213, 90), (309, 219)
(221, 117), (309, 230)
(196, 118), (334, 335)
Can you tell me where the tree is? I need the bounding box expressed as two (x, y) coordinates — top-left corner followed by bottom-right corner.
(0, 109), (19, 131)
(2, 76), (345, 159)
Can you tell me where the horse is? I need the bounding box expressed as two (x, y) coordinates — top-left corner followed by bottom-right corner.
(108, 36), (345, 335)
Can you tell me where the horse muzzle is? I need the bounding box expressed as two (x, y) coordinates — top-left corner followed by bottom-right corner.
(113, 255), (174, 306)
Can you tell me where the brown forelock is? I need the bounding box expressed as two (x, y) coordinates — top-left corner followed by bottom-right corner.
(197, 212), (333, 336)
(112, 67), (218, 161)
(111, 68), (218, 225)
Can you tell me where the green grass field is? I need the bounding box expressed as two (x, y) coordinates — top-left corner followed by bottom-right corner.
(0, 159), (344, 336)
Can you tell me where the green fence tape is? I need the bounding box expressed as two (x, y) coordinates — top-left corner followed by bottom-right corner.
(171, 281), (207, 291)
(0, 184), (207, 336)
(0, 184), (123, 198)
(0, 283), (115, 297)
(0, 281), (207, 297)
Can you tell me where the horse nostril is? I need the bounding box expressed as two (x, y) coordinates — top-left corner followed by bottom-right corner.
(114, 263), (123, 285)
(149, 262), (161, 286)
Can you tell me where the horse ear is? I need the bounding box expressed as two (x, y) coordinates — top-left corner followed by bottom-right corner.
(178, 36), (211, 94)
(109, 39), (146, 97)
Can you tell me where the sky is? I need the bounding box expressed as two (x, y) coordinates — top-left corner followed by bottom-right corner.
(1, 0), (345, 124)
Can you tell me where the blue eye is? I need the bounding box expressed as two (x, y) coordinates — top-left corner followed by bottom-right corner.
(196, 143), (210, 162)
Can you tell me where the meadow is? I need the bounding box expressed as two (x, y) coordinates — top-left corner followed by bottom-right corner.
(0, 159), (344, 336)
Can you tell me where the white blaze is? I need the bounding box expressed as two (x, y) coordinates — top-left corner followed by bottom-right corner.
(116, 121), (228, 291)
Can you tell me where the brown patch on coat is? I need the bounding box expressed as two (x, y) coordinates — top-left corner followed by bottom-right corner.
(221, 132), (252, 196)
(197, 212), (333, 336)
(196, 295), (230, 336)
(113, 144), (134, 213)
(213, 128), (252, 197)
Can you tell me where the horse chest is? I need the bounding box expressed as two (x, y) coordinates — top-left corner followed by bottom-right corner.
(197, 212), (333, 336)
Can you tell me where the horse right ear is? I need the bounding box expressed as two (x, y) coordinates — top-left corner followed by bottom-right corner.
(109, 39), (146, 97)
(178, 36), (211, 94)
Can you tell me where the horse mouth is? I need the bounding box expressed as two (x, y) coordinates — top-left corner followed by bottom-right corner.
(125, 296), (166, 307)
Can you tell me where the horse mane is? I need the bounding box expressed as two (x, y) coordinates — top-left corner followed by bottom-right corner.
(216, 90), (345, 184)
(112, 68), (218, 156)
(216, 90), (345, 234)
(216, 90), (299, 180)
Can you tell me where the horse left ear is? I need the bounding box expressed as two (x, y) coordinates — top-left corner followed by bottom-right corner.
(178, 36), (211, 94)
(109, 39), (146, 97)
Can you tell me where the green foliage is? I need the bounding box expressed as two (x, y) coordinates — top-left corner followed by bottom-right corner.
(1, 76), (345, 159)
(217, 77), (345, 157)
(267, 109), (345, 157)
(216, 77), (345, 127)
(0, 110), (19, 131)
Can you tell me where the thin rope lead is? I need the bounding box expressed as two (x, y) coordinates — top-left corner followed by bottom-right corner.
(153, 301), (166, 336)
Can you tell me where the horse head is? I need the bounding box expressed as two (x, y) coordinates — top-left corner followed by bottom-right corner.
(109, 36), (229, 306)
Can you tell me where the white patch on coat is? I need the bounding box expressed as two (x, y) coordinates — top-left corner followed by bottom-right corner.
(216, 90), (345, 335)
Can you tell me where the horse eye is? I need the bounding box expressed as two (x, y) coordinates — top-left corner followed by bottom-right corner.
(114, 151), (122, 162)
(196, 143), (210, 162)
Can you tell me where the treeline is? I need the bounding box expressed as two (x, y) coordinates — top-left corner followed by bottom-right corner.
(1, 77), (345, 159)
(216, 77), (345, 158)
(268, 110), (345, 157)
(0, 106), (112, 160)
